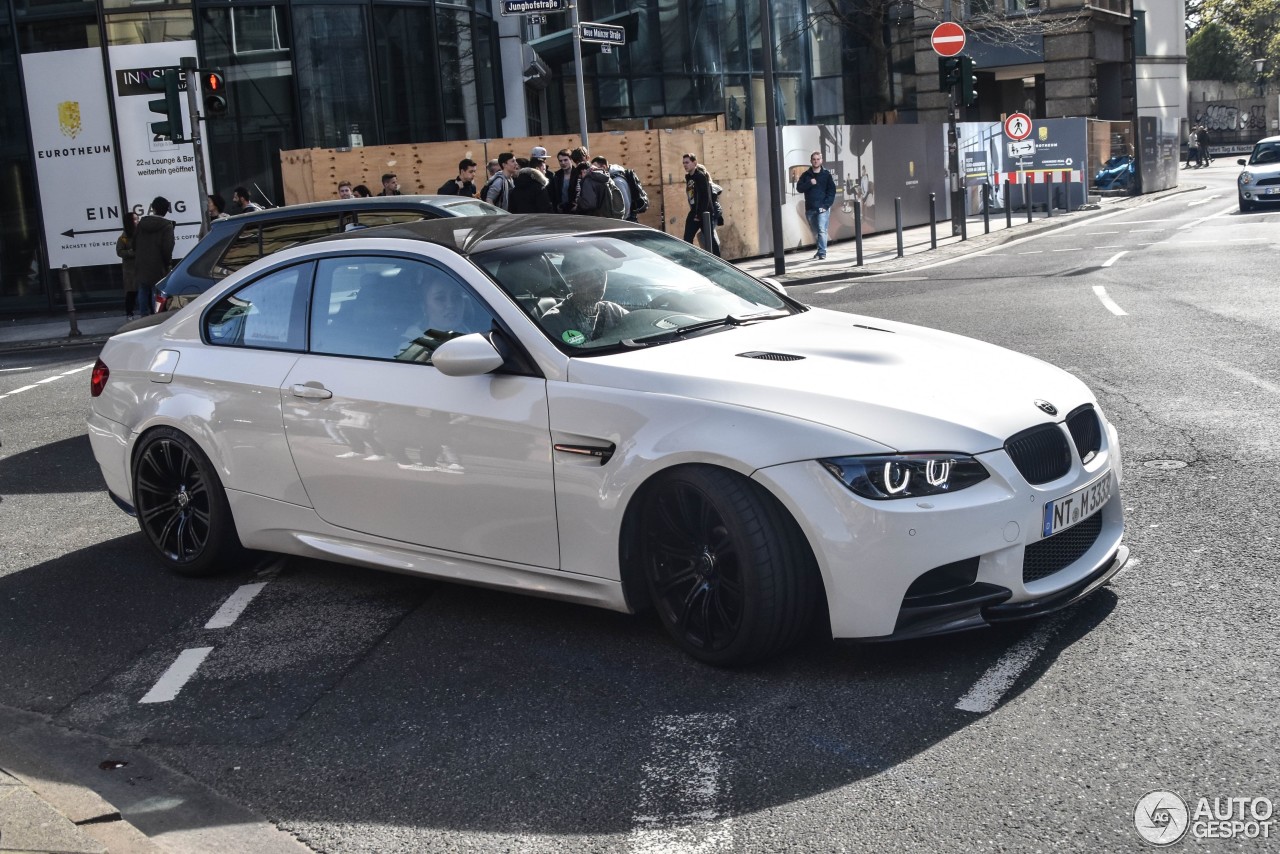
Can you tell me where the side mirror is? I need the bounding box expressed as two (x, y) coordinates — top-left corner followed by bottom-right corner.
(431, 333), (504, 377)
(759, 277), (787, 296)
(1238, 158), (1248, 166)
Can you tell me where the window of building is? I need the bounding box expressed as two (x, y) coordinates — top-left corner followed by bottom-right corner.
(373, 4), (441, 146)
(293, 5), (375, 149)
(105, 11), (194, 46)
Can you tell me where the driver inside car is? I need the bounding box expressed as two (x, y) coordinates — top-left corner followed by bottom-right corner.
(539, 267), (628, 345)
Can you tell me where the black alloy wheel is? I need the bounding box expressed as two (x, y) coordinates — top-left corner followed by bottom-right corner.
(133, 427), (240, 577)
(639, 466), (818, 666)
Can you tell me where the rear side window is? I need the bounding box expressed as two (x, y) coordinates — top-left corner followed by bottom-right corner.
(205, 262), (312, 351)
(215, 215), (342, 274)
(339, 211), (430, 232)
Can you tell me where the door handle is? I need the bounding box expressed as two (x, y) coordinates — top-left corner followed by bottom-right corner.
(291, 383), (333, 400)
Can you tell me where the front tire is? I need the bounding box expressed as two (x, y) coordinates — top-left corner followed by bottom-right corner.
(132, 427), (241, 577)
(637, 466), (819, 666)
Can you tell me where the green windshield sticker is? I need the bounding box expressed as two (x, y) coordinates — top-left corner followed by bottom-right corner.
(562, 330), (587, 345)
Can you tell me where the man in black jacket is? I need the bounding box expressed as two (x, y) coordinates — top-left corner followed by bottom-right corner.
(133, 196), (175, 317)
(436, 159), (477, 196)
(796, 151), (836, 260)
(509, 159), (554, 213)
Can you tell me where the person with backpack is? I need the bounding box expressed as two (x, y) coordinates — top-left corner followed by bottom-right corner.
(602, 158), (649, 222)
(591, 156), (633, 220)
(681, 152), (720, 256)
(574, 160), (624, 218)
(483, 152), (519, 210)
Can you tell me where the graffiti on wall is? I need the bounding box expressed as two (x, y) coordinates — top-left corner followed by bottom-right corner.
(1193, 102), (1267, 132)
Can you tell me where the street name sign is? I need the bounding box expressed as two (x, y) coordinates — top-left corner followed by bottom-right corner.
(501, 0), (567, 15)
(579, 23), (625, 45)
(1004, 112), (1033, 141)
(931, 23), (966, 58)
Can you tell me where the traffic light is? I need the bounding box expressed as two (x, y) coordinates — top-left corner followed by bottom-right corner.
(959, 55), (978, 106)
(203, 70), (228, 116)
(938, 56), (961, 91)
(146, 69), (184, 141)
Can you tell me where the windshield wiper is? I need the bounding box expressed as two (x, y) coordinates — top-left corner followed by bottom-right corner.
(624, 309), (790, 346)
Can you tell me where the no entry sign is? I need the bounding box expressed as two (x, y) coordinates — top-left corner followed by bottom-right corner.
(931, 23), (966, 57)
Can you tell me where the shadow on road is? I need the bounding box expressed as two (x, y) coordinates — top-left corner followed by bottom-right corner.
(0, 434), (106, 494)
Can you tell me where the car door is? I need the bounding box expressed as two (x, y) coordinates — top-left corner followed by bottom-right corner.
(280, 253), (559, 569)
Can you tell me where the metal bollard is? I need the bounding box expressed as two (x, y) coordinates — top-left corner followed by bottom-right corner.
(929, 193), (937, 250)
(1046, 171), (1053, 219)
(854, 200), (864, 266)
(982, 182), (991, 234)
(960, 196), (968, 241)
(1005, 180), (1012, 229)
(700, 211), (715, 255)
(1025, 175), (1033, 223)
(59, 264), (81, 337)
(894, 197), (904, 258)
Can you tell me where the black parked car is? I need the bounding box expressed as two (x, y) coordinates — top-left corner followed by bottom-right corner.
(153, 195), (506, 313)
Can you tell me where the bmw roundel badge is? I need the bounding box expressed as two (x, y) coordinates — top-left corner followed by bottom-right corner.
(1034, 400), (1058, 416)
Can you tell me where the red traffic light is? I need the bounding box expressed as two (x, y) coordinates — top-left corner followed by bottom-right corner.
(202, 70), (227, 116)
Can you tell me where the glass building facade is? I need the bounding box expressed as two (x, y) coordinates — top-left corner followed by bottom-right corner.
(2, 0), (874, 315)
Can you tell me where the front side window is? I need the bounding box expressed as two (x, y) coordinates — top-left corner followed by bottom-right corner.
(310, 256), (493, 363)
(205, 262), (311, 350)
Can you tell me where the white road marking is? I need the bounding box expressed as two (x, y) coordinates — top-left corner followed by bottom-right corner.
(1101, 251), (1127, 267)
(61, 363), (95, 375)
(815, 284), (850, 293)
(956, 615), (1066, 713)
(1210, 359), (1280, 397)
(1187, 195), (1220, 207)
(1018, 250), (1043, 254)
(7, 384), (38, 395)
(1092, 286), (1128, 315)
(1127, 229), (1165, 232)
(1052, 248), (1083, 252)
(1177, 202), (1237, 230)
(0, 366), (33, 372)
(139, 647), (214, 704)
(205, 583), (268, 630)
(1096, 245), (1124, 249)
(1229, 237), (1268, 242)
(629, 713), (734, 854)
(36, 376), (61, 384)
(1108, 558), (1139, 584)
(1085, 231), (1119, 235)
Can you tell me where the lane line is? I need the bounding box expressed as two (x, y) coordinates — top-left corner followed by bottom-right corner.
(0, 366), (33, 373)
(956, 615), (1066, 713)
(1085, 231), (1119, 235)
(36, 376), (61, 384)
(1051, 248), (1082, 252)
(6, 384), (38, 395)
(61, 363), (95, 375)
(1108, 558), (1140, 584)
(1018, 250), (1043, 255)
(1101, 251), (1127, 268)
(1092, 286), (1128, 315)
(1127, 229), (1165, 233)
(1209, 359), (1280, 397)
(815, 284), (850, 294)
(1177, 202), (1237, 230)
(139, 647), (213, 704)
(205, 583), (268, 630)
(1096, 244), (1124, 248)
(1187, 195), (1221, 207)
(629, 713), (734, 854)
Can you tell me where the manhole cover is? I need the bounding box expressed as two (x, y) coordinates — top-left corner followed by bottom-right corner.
(1143, 459), (1187, 470)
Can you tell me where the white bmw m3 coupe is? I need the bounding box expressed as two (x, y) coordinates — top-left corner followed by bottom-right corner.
(88, 216), (1127, 665)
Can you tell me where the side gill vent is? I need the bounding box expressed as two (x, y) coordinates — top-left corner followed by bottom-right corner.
(737, 351), (805, 361)
(853, 324), (894, 333)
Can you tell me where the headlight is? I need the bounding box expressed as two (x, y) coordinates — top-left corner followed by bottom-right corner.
(820, 453), (989, 500)
(1240, 171), (1254, 185)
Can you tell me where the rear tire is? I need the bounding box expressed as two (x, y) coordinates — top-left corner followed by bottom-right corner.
(132, 427), (242, 577)
(636, 466), (819, 666)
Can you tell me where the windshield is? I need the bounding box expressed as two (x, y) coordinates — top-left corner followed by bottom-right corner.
(1249, 141), (1280, 166)
(474, 231), (799, 351)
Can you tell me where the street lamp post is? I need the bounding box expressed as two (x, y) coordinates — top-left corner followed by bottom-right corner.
(1254, 58), (1266, 99)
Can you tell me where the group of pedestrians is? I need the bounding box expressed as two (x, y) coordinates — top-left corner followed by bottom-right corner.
(1185, 124), (1214, 169)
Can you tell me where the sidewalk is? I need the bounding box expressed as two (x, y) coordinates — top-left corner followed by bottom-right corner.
(0, 187), (1190, 357)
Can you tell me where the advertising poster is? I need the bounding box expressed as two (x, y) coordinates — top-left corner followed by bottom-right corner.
(108, 41), (211, 259)
(21, 49), (126, 269)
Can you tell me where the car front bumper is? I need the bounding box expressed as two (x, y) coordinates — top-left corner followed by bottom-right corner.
(753, 422), (1125, 640)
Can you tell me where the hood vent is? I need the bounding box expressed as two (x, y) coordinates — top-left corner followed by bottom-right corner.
(737, 351), (804, 362)
(853, 323), (894, 333)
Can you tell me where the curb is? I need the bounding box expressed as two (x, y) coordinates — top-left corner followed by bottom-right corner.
(0, 334), (113, 356)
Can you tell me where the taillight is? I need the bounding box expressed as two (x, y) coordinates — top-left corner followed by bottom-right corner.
(90, 359), (109, 397)
(155, 293), (168, 313)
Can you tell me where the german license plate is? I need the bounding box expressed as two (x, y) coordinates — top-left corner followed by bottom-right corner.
(1043, 471), (1112, 538)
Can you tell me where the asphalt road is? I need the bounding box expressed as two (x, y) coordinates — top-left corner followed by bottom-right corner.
(2, 166), (1277, 853)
